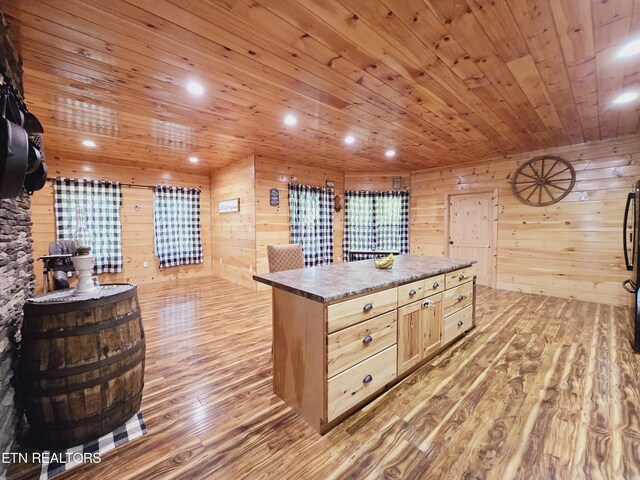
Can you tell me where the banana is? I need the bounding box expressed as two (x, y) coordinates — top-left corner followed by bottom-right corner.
(375, 253), (394, 269)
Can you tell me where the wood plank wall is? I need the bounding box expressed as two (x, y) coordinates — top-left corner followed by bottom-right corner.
(210, 155), (256, 290)
(410, 135), (640, 307)
(31, 157), (212, 293)
(209, 157), (408, 292)
(344, 172), (410, 192)
(254, 156), (346, 291)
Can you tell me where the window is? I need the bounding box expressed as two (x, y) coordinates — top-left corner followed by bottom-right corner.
(288, 183), (334, 267)
(153, 186), (203, 269)
(54, 177), (123, 273)
(343, 190), (409, 261)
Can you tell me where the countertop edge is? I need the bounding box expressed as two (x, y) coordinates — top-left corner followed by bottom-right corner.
(253, 260), (476, 304)
(252, 276), (326, 303)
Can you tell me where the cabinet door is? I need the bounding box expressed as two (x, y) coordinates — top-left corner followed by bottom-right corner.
(397, 301), (422, 375)
(421, 295), (442, 358)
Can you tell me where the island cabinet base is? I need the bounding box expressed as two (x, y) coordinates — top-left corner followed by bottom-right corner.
(270, 267), (476, 434)
(272, 289), (326, 433)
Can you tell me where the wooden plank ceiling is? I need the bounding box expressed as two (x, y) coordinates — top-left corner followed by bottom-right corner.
(2, 0), (640, 173)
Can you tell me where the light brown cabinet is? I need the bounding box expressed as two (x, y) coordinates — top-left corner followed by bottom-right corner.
(443, 305), (473, 345)
(327, 287), (397, 333)
(397, 293), (443, 375)
(445, 266), (474, 289)
(327, 310), (397, 377)
(327, 345), (397, 421)
(421, 294), (443, 357)
(325, 293), (398, 421)
(265, 263), (475, 434)
(397, 301), (422, 374)
(443, 281), (473, 316)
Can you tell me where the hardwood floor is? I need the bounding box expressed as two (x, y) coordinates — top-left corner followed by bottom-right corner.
(9, 277), (640, 479)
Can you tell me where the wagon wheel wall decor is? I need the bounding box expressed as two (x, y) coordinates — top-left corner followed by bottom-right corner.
(511, 155), (576, 206)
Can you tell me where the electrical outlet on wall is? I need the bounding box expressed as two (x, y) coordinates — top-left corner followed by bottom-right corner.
(143, 261), (149, 268)
(250, 265), (253, 272)
(220, 258), (223, 264)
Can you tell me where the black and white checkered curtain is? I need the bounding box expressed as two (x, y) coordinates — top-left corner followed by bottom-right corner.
(288, 183), (334, 267)
(153, 186), (203, 269)
(343, 190), (409, 261)
(54, 177), (123, 273)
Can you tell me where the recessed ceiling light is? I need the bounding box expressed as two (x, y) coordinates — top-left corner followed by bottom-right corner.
(186, 80), (205, 96)
(284, 114), (297, 126)
(385, 149), (396, 158)
(188, 156), (199, 164)
(344, 135), (355, 145)
(618, 39), (640, 58)
(81, 139), (96, 148)
(613, 91), (639, 104)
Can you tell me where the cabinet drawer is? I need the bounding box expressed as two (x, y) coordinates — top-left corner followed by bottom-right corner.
(443, 305), (473, 344)
(327, 345), (397, 421)
(327, 311), (397, 377)
(445, 267), (474, 289)
(443, 281), (473, 317)
(327, 288), (398, 334)
(424, 274), (444, 295)
(397, 280), (425, 307)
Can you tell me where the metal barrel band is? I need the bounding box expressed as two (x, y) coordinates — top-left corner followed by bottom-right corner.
(21, 339), (145, 383)
(23, 308), (141, 339)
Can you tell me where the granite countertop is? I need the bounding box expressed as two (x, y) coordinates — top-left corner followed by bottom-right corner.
(253, 254), (476, 303)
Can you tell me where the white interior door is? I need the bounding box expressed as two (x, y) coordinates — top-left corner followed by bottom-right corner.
(447, 192), (496, 287)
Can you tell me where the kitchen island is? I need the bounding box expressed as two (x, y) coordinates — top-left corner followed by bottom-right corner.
(253, 254), (476, 433)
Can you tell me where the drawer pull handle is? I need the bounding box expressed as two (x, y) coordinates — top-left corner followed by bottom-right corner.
(409, 289), (417, 296)
(363, 335), (373, 344)
(457, 320), (464, 327)
(459, 273), (465, 280)
(433, 282), (439, 289)
(422, 299), (432, 308)
(363, 303), (374, 312)
(457, 295), (466, 301)
(363, 374), (373, 384)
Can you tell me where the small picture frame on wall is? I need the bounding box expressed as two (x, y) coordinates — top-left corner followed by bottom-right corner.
(270, 188), (280, 206)
(218, 198), (240, 213)
(326, 180), (335, 188)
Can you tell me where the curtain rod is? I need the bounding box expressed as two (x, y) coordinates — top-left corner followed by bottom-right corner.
(46, 178), (202, 191)
(47, 178), (156, 190)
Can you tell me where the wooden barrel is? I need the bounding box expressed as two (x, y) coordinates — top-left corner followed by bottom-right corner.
(20, 284), (145, 449)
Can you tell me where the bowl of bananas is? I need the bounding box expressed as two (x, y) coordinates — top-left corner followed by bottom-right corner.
(374, 253), (394, 269)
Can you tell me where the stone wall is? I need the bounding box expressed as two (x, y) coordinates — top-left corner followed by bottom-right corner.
(0, 11), (34, 479)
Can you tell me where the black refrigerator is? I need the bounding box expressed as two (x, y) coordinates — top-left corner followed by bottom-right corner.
(623, 180), (640, 352)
